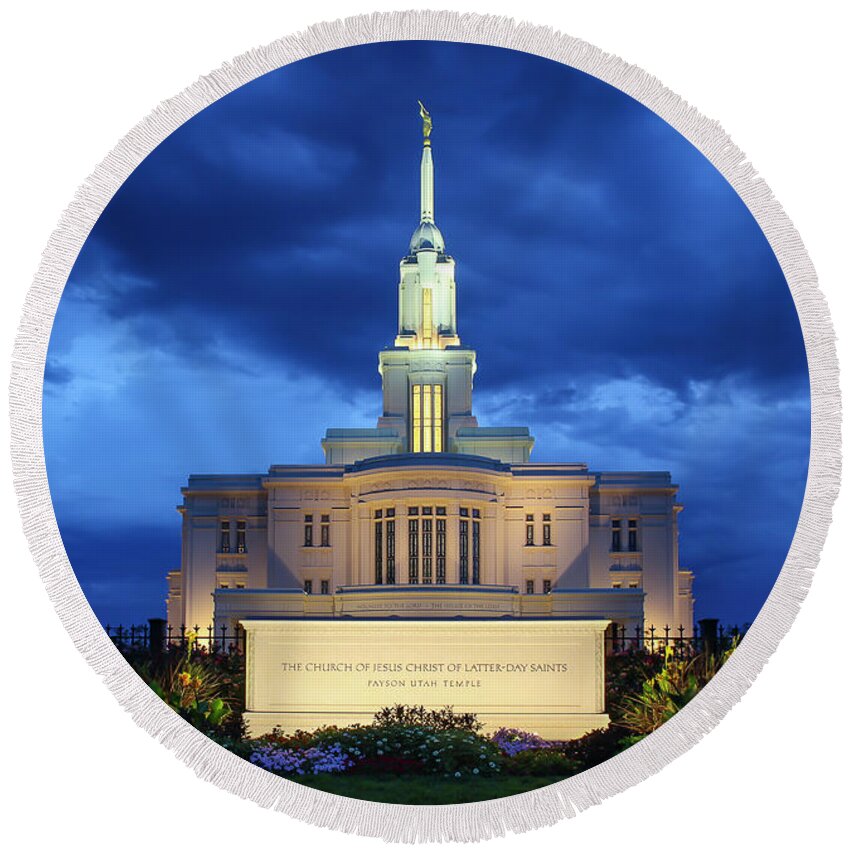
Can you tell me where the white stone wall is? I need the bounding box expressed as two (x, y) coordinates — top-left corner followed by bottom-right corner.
(172, 481), (268, 632)
(169, 461), (694, 635)
(397, 255), (457, 340)
(587, 477), (683, 631)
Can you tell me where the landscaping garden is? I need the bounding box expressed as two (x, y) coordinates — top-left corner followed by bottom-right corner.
(121, 635), (736, 804)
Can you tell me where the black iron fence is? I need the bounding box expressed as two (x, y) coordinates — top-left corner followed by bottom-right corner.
(607, 619), (747, 658)
(105, 620), (245, 655)
(106, 617), (746, 659)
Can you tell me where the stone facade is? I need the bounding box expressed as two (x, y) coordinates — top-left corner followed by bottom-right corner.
(169, 455), (693, 636)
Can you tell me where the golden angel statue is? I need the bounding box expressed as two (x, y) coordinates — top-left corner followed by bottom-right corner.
(418, 100), (432, 139)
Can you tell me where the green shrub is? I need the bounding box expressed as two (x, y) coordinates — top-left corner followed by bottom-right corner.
(618, 643), (736, 738)
(559, 726), (631, 770)
(373, 704), (482, 732)
(128, 645), (246, 736)
(257, 726), (332, 749)
(606, 651), (665, 721)
(503, 749), (580, 777)
(217, 710), (248, 743)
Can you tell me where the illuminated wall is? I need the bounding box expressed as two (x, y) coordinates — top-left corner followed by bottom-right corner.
(170, 457), (692, 637)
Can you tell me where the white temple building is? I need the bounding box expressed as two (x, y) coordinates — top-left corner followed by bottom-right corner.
(166, 106), (695, 639)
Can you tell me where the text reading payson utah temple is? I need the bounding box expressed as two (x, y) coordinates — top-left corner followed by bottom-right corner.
(166, 106), (695, 638)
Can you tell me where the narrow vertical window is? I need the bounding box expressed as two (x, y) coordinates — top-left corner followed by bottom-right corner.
(459, 517), (469, 584)
(525, 579), (534, 595)
(320, 514), (330, 547)
(627, 522), (636, 551)
(236, 520), (247, 553)
(408, 517), (419, 583)
(412, 385), (422, 452)
(304, 514), (313, 547)
(386, 518), (396, 584)
(543, 579), (552, 594)
(304, 579), (313, 595)
(219, 519), (231, 553)
(320, 579), (330, 595)
(423, 384), (433, 451)
(611, 519), (622, 552)
(374, 513), (383, 585)
(472, 514), (480, 584)
(433, 384), (443, 452)
(436, 518), (446, 583)
(422, 517), (433, 583)
(422, 287), (433, 347)
(542, 513), (551, 546)
(525, 514), (534, 546)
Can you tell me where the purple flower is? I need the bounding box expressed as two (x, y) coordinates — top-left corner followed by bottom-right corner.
(249, 743), (356, 776)
(490, 727), (553, 757)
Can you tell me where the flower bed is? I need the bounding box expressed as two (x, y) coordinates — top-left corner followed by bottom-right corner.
(237, 709), (609, 781)
(252, 723), (504, 779)
(124, 632), (737, 797)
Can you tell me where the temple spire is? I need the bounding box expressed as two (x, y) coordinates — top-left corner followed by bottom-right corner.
(395, 103), (460, 353)
(408, 102), (444, 254)
(418, 101), (434, 224)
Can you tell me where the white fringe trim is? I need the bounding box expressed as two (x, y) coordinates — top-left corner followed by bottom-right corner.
(8, 9), (841, 843)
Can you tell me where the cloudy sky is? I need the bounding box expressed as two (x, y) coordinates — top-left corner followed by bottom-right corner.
(43, 41), (809, 628)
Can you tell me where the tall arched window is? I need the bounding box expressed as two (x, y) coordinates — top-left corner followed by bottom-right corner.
(374, 508), (396, 585)
(459, 507), (481, 585)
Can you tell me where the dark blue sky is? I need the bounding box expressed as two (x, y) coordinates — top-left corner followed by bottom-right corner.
(43, 41), (809, 628)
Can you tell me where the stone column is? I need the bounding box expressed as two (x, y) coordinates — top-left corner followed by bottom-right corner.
(447, 501), (461, 583)
(399, 506), (410, 583)
(490, 501), (505, 586)
(359, 506), (372, 585)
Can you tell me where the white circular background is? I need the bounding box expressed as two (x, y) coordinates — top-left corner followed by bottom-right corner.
(8, 10), (841, 843)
